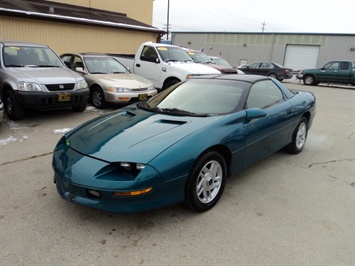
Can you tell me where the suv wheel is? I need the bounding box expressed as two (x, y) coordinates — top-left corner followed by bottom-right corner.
(4, 90), (24, 120)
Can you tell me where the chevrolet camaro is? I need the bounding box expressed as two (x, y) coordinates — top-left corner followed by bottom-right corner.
(52, 75), (316, 213)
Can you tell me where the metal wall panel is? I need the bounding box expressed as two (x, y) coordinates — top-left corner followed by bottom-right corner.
(49, 0), (153, 25)
(172, 33), (355, 68)
(0, 15), (157, 55)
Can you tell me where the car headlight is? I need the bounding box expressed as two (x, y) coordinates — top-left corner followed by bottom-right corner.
(109, 87), (131, 93)
(18, 82), (43, 92)
(120, 162), (146, 171)
(148, 84), (155, 91)
(77, 79), (88, 89)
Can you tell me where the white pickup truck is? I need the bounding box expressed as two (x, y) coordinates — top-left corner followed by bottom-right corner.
(113, 42), (220, 91)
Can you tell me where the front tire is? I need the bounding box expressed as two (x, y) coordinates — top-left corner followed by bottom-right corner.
(163, 78), (180, 90)
(91, 86), (106, 109)
(185, 151), (227, 212)
(4, 90), (24, 120)
(285, 117), (308, 154)
(72, 102), (87, 112)
(303, 75), (316, 85)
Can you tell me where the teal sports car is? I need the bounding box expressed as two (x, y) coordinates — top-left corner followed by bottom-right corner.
(52, 75), (316, 213)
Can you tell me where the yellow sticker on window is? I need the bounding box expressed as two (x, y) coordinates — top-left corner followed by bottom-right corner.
(157, 47), (168, 51)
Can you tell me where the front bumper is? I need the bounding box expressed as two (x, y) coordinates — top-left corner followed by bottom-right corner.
(53, 172), (184, 213)
(13, 88), (89, 110)
(0, 108), (4, 124)
(104, 90), (158, 104)
(52, 145), (185, 213)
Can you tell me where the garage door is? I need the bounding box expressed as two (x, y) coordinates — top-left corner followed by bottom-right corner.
(284, 45), (320, 71)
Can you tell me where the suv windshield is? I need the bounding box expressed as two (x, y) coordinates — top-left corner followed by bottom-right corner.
(187, 51), (213, 64)
(3, 46), (64, 67)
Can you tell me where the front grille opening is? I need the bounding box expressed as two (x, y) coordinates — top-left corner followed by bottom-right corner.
(46, 83), (75, 91)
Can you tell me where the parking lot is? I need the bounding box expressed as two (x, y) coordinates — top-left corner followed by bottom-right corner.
(0, 82), (354, 265)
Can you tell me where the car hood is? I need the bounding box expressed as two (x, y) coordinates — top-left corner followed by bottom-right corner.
(7, 67), (81, 83)
(66, 106), (221, 164)
(167, 61), (220, 74)
(209, 64), (239, 74)
(87, 73), (152, 87)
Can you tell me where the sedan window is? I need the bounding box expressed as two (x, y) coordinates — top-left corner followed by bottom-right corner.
(247, 80), (284, 109)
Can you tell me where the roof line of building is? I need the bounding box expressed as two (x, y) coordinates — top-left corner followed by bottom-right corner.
(172, 31), (355, 36)
(0, 7), (165, 33)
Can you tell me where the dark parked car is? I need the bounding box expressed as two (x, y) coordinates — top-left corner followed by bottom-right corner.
(183, 48), (243, 74)
(52, 74), (316, 213)
(237, 62), (293, 81)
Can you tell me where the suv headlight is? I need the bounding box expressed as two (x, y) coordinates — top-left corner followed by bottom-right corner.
(19, 82), (42, 92)
(77, 79), (88, 89)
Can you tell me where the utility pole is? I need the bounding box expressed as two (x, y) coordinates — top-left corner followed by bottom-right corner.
(166, 0), (170, 40)
(261, 21), (267, 32)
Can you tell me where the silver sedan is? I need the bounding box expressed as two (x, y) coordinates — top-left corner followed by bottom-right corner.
(61, 53), (157, 108)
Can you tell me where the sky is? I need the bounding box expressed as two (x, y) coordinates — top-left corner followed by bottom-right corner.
(152, 0), (355, 34)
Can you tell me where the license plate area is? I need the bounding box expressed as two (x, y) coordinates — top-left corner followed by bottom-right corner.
(57, 92), (71, 102)
(138, 93), (148, 101)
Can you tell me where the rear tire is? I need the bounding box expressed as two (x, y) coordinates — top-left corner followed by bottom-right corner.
(269, 73), (278, 79)
(4, 90), (24, 120)
(185, 151), (226, 212)
(285, 117), (308, 154)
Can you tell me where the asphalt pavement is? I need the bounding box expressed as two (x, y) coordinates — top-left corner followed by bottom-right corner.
(0, 82), (354, 265)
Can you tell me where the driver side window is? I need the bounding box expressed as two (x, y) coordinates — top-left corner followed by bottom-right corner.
(247, 80), (284, 109)
(140, 46), (158, 62)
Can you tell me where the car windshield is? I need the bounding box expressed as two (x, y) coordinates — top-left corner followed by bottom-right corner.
(187, 51), (212, 63)
(3, 46), (64, 67)
(84, 56), (130, 74)
(211, 58), (232, 68)
(157, 46), (193, 62)
(139, 79), (244, 116)
(272, 62), (284, 68)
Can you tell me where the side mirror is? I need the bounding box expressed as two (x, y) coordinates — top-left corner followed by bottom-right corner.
(245, 108), (267, 121)
(75, 67), (85, 73)
(147, 55), (159, 63)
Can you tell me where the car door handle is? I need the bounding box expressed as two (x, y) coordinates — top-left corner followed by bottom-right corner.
(136, 64), (141, 67)
(287, 108), (292, 114)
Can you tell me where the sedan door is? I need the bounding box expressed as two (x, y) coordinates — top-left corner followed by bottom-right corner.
(243, 80), (294, 168)
(257, 62), (273, 76)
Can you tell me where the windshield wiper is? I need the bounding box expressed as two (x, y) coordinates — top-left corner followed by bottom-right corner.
(138, 102), (208, 117)
(90, 72), (107, 74)
(164, 59), (179, 63)
(37, 65), (61, 68)
(137, 101), (161, 112)
(161, 108), (209, 117)
(5, 64), (25, 67)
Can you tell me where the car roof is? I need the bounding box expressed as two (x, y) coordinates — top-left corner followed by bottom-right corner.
(190, 74), (271, 83)
(0, 39), (48, 48)
(61, 52), (110, 57)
